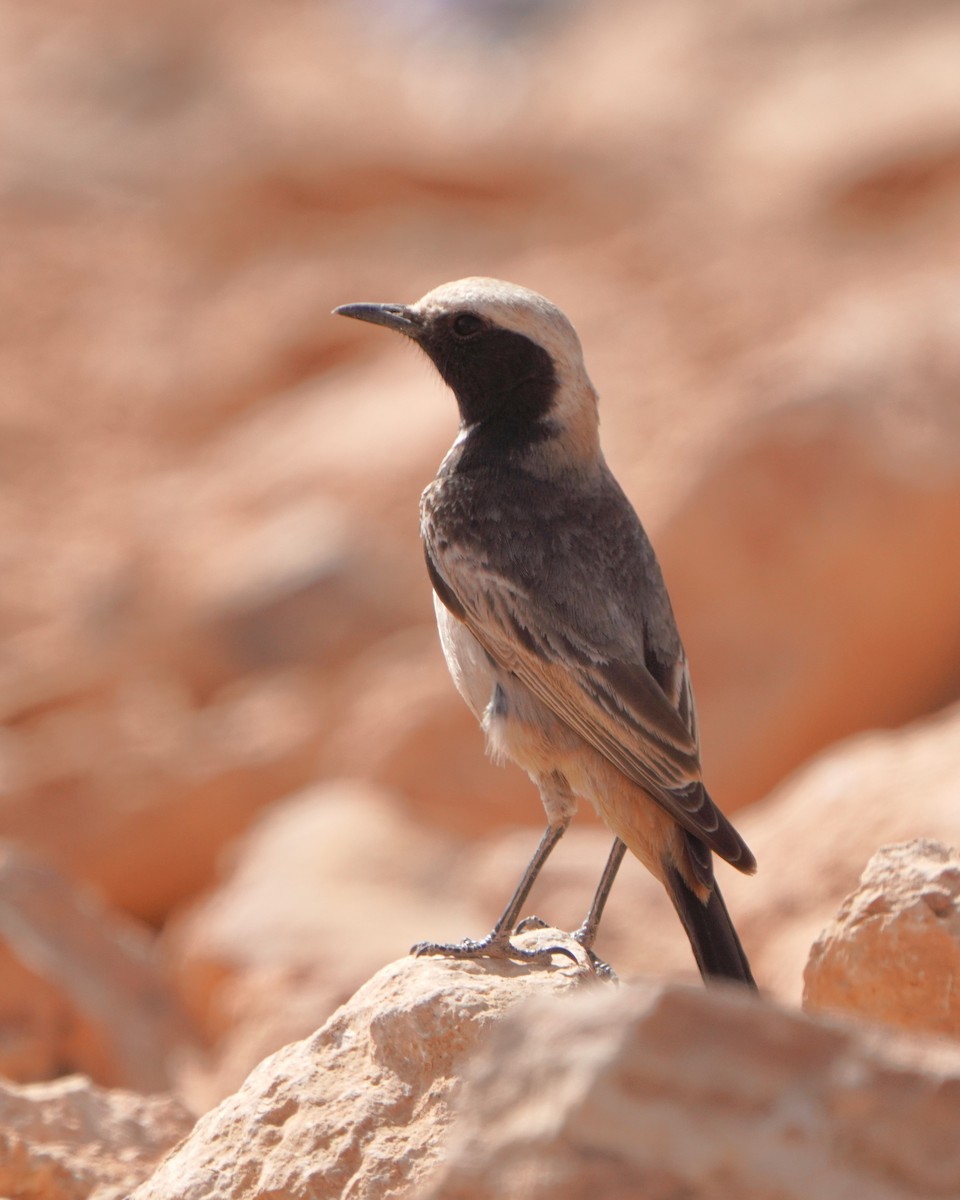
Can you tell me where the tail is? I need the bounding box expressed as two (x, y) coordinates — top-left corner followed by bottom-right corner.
(665, 865), (756, 990)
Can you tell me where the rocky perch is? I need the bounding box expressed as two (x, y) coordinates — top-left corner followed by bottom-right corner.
(124, 921), (960, 1200)
(1, 839), (958, 1199)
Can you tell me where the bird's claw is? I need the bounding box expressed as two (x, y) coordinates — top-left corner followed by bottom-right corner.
(514, 914), (550, 933)
(583, 948), (618, 982)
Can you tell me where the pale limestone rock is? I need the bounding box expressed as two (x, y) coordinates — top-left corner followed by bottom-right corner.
(426, 981), (960, 1200)
(0, 1074), (193, 1200)
(132, 935), (596, 1200)
(0, 844), (195, 1092)
(803, 839), (960, 1036)
(134, 948), (960, 1200)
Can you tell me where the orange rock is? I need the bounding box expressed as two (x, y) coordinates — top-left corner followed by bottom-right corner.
(0, 1074), (193, 1200)
(803, 839), (960, 1036)
(0, 356), (446, 921)
(0, 844), (195, 1092)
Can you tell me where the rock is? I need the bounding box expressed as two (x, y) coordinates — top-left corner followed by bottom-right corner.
(804, 839), (960, 1036)
(133, 947), (960, 1200)
(165, 780), (490, 1107)
(426, 979), (960, 1200)
(0, 350), (447, 922)
(132, 933), (595, 1200)
(0, 844), (195, 1092)
(0, 1074), (194, 1200)
(718, 700), (960, 1002)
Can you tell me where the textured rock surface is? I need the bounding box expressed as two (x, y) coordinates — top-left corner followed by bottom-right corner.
(804, 839), (960, 1036)
(0, 844), (195, 1092)
(133, 936), (596, 1200)
(425, 981), (960, 1200)
(0, 1074), (193, 1200)
(134, 949), (960, 1200)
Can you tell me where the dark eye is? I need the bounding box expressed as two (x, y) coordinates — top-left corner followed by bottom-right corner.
(451, 312), (483, 338)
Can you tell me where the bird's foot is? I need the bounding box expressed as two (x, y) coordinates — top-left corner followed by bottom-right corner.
(509, 916), (618, 982)
(570, 921), (619, 983)
(410, 928), (579, 968)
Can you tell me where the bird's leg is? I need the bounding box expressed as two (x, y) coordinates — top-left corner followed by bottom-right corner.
(411, 820), (576, 965)
(575, 837), (627, 948)
(571, 837), (627, 980)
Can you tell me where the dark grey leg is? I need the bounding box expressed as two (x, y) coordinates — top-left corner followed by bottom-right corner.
(516, 836), (626, 980)
(547, 836), (626, 981)
(411, 820), (575, 965)
(575, 837), (627, 950)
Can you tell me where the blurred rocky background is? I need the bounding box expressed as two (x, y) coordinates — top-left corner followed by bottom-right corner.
(2, 0), (960, 1194)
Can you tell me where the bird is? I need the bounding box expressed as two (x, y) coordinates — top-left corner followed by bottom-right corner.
(334, 277), (757, 988)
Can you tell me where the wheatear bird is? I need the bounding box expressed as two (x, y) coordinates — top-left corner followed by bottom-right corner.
(335, 277), (756, 987)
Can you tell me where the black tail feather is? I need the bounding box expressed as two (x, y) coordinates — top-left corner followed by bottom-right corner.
(665, 865), (756, 990)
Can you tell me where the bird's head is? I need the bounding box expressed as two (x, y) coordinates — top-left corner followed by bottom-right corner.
(335, 277), (600, 471)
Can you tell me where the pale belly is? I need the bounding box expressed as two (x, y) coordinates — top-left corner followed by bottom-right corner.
(432, 594), (683, 881)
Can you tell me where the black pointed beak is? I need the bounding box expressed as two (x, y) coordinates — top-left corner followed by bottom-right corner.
(333, 302), (422, 339)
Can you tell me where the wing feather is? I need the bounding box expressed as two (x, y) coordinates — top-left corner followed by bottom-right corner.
(426, 538), (755, 872)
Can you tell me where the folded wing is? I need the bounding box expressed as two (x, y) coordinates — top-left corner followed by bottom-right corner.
(426, 539), (756, 875)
